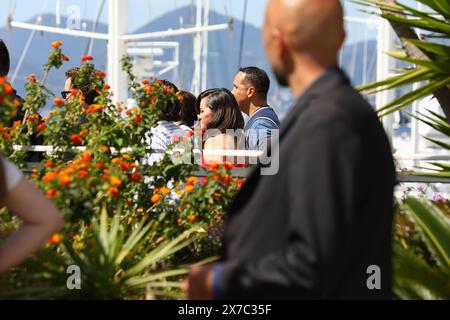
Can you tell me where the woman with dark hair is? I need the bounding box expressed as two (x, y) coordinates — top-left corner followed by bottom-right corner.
(143, 80), (186, 165)
(196, 88), (245, 164)
(0, 154), (63, 273)
(176, 91), (198, 132)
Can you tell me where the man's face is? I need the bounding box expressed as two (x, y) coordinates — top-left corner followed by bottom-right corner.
(263, 4), (289, 87)
(231, 72), (250, 113)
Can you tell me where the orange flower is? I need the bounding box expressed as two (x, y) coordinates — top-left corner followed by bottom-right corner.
(224, 163), (234, 170)
(188, 214), (198, 223)
(62, 55), (70, 62)
(109, 176), (122, 187)
(81, 150), (92, 162)
(71, 134), (83, 146)
(43, 171), (58, 183)
(96, 71), (106, 78)
(108, 187), (120, 199)
(51, 41), (63, 48)
(103, 83), (110, 90)
(142, 79), (150, 85)
(187, 176), (198, 185)
(133, 116), (142, 124)
(143, 85), (155, 93)
(213, 192), (221, 198)
(81, 55), (94, 62)
(96, 162), (105, 170)
(53, 97), (65, 106)
(120, 163), (130, 171)
(185, 185), (194, 193)
(151, 194), (161, 204)
(78, 170), (88, 178)
(59, 174), (72, 186)
(123, 154), (131, 160)
(2, 133), (11, 140)
(160, 187), (170, 194)
(36, 122), (46, 132)
(100, 145), (110, 153)
(3, 84), (14, 95)
(112, 157), (122, 164)
(86, 104), (104, 114)
(210, 162), (220, 172)
(44, 161), (53, 168)
(46, 189), (57, 198)
(222, 175), (232, 184)
(47, 233), (62, 245)
(129, 172), (142, 182)
(70, 89), (78, 95)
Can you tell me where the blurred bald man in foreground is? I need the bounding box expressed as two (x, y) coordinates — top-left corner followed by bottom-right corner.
(185, 0), (396, 299)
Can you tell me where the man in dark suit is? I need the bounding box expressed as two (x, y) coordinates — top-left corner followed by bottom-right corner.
(185, 0), (396, 299)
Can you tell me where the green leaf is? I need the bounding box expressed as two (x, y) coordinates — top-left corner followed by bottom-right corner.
(393, 242), (450, 300)
(403, 197), (450, 271)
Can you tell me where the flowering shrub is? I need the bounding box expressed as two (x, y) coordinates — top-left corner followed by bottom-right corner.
(0, 42), (247, 299)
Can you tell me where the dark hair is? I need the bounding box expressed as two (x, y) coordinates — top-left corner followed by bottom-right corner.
(196, 88), (244, 133)
(179, 91), (198, 127)
(157, 80), (181, 122)
(0, 40), (10, 76)
(65, 67), (102, 105)
(239, 66), (270, 100)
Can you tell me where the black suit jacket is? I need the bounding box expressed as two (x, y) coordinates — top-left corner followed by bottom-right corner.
(219, 68), (396, 299)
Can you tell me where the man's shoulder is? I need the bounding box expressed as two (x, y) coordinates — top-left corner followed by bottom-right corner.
(247, 107), (280, 129)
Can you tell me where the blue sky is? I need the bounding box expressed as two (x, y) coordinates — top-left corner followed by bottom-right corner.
(0, 0), (377, 32)
(0, 0), (269, 32)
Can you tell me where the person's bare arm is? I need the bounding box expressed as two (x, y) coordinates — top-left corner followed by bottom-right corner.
(0, 177), (63, 273)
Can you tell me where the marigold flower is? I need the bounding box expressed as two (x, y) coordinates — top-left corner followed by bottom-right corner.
(120, 163), (130, 171)
(53, 97), (64, 106)
(59, 174), (72, 186)
(51, 41), (63, 48)
(1, 133), (10, 140)
(71, 134), (83, 146)
(142, 79), (150, 85)
(210, 162), (220, 172)
(185, 185), (194, 193)
(47, 233), (62, 245)
(43, 171), (58, 183)
(108, 187), (120, 199)
(46, 189), (57, 198)
(103, 83), (110, 90)
(79, 130), (88, 137)
(222, 175), (232, 184)
(133, 116), (142, 124)
(160, 187), (170, 194)
(112, 157), (122, 164)
(100, 145), (110, 153)
(62, 55), (70, 62)
(44, 161), (53, 168)
(81, 55), (94, 62)
(96, 71), (106, 78)
(187, 176), (198, 185)
(3, 84), (14, 95)
(36, 122), (46, 132)
(109, 176), (122, 187)
(96, 162), (105, 170)
(143, 85), (155, 93)
(78, 170), (88, 178)
(151, 194), (161, 204)
(81, 150), (91, 162)
(188, 214), (198, 223)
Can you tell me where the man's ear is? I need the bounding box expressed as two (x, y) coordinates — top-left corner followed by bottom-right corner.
(247, 86), (255, 99)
